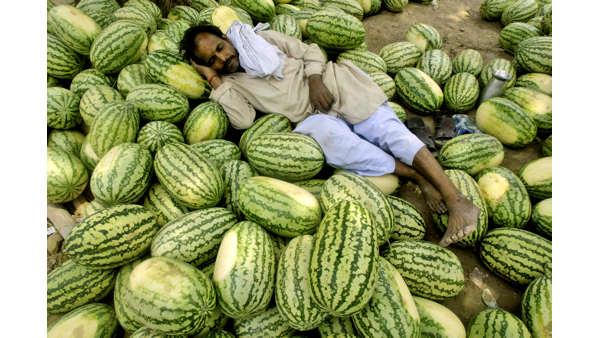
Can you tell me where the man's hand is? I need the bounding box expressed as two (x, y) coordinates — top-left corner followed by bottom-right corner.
(308, 74), (334, 113)
(190, 59), (222, 88)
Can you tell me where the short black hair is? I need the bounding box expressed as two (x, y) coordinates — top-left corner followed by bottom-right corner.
(180, 24), (225, 65)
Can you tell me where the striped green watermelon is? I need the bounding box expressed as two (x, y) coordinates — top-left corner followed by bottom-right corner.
(521, 273), (552, 338)
(47, 75), (61, 87)
(275, 235), (328, 330)
(76, 0), (120, 28)
(405, 23), (442, 52)
(213, 221), (276, 319)
(532, 198), (551, 238)
(239, 114), (292, 155)
(479, 227), (552, 284)
(221, 159), (256, 218)
(394, 67), (443, 114)
(80, 137), (102, 171)
(183, 102), (228, 144)
(113, 260), (144, 332)
(499, 22), (541, 54)
(113, 5), (158, 34)
(480, 0), (516, 20)
(501, 0), (539, 26)
(290, 8), (315, 38)
(383, 0), (408, 12)
(414, 297), (466, 338)
(476, 166), (532, 228)
(519, 156), (551, 199)
(443, 72), (480, 112)
(294, 0), (322, 11)
(275, 4), (301, 16)
(309, 200), (378, 316)
(137, 121), (184, 153)
(467, 308), (531, 337)
(48, 5), (101, 55)
(527, 15), (544, 30)
(47, 303), (118, 338)
(503, 87), (551, 129)
(351, 257), (420, 338)
(479, 58), (516, 90)
(452, 49), (484, 76)
(130, 327), (187, 338)
(363, 0), (383, 15)
(379, 41), (422, 74)
(75, 199), (109, 221)
(64, 204), (159, 269)
(154, 142), (224, 209)
(541, 7), (551, 35)
(432, 169), (489, 247)
(197, 5), (250, 33)
(234, 307), (295, 338)
(271, 14), (303, 39)
(337, 49), (387, 74)
(319, 317), (358, 337)
(117, 63), (152, 96)
(232, 0), (276, 22)
(370, 72), (396, 99)
(47, 260), (117, 314)
(270, 233), (289, 264)
(475, 97), (537, 147)
(238, 176), (322, 237)
(47, 34), (85, 79)
(383, 240), (465, 300)
(418, 49), (452, 85)
(191, 139), (241, 169)
(90, 20), (148, 74)
(320, 170), (394, 245)
(145, 50), (210, 99)
(87, 101), (140, 157)
(90, 143), (152, 205)
(194, 306), (229, 337)
(164, 20), (193, 45)
(47, 87), (82, 129)
(438, 133), (504, 175)
(151, 208), (238, 266)
(515, 36), (552, 74)
(47, 147), (89, 204)
(143, 183), (189, 226)
(306, 9), (366, 50)
(123, 0), (162, 21)
(246, 132), (324, 181)
(389, 101), (407, 121)
(515, 73), (551, 96)
(168, 5), (203, 24)
(148, 30), (180, 54)
(119, 256), (216, 335)
(48, 129), (86, 156)
(70, 69), (112, 97)
(387, 196), (426, 241)
(542, 134), (552, 156)
(79, 85), (124, 128)
(127, 83), (189, 123)
(322, 0), (364, 19)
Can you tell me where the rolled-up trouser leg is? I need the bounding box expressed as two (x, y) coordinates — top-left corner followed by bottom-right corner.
(293, 114), (396, 176)
(352, 102), (426, 166)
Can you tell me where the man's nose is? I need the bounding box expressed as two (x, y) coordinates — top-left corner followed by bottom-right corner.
(216, 51), (227, 63)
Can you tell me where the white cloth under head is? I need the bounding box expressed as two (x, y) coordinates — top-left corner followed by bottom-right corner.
(226, 21), (285, 79)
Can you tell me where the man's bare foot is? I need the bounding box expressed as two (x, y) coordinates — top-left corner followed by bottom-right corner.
(439, 195), (480, 247)
(415, 177), (447, 214)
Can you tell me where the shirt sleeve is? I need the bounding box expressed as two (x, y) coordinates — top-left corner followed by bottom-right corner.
(209, 81), (256, 130)
(258, 30), (326, 77)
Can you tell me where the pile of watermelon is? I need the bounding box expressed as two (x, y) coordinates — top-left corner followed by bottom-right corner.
(47, 0), (552, 337)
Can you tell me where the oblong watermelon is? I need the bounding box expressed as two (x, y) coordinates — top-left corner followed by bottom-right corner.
(438, 133), (504, 175)
(47, 303), (118, 338)
(90, 20), (148, 74)
(475, 97), (537, 147)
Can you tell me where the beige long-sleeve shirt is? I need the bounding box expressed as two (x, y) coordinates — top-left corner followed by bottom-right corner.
(208, 30), (388, 129)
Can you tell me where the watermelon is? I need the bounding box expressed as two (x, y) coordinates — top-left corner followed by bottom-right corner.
(123, 0), (162, 21)
(168, 5), (203, 24)
(194, 307), (229, 337)
(362, 173), (400, 195)
(151, 207), (238, 266)
(443, 72), (480, 112)
(47, 87), (82, 129)
(47, 34), (85, 79)
(479, 58), (517, 90)
(137, 121), (185, 153)
(414, 297), (466, 338)
(394, 67), (443, 114)
(118, 256), (216, 335)
(79, 85), (124, 128)
(370, 71), (396, 99)
(275, 235), (328, 330)
(351, 257), (420, 338)
(190, 0), (219, 12)
(221, 159), (256, 218)
(290, 9), (316, 38)
(90, 143), (152, 205)
(521, 274), (552, 338)
(47, 129), (86, 156)
(271, 14), (303, 39)
(234, 308), (295, 338)
(64, 204), (159, 269)
(501, 0), (539, 26)
(148, 30), (180, 54)
(306, 9), (366, 50)
(499, 22), (541, 54)
(48, 5), (101, 55)
(515, 73), (551, 96)
(112, 5), (158, 34)
(519, 156), (552, 199)
(197, 6), (249, 33)
(143, 183), (189, 226)
(87, 101), (140, 157)
(476, 166), (532, 228)
(190, 139), (241, 169)
(479, 227), (552, 284)
(418, 49), (452, 85)
(213, 221), (276, 319)
(232, 0), (276, 22)
(475, 97), (537, 147)
(452, 49), (484, 76)
(47, 147), (89, 204)
(467, 308), (531, 337)
(270, 233), (289, 264)
(337, 49), (387, 74)
(164, 20), (193, 44)
(47, 260), (117, 314)
(405, 23), (442, 52)
(47, 75), (61, 87)
(47, 303), (118, 338)
(70, 69), (113, 97)
(113, 260), (144, 332)
(527, 15), (544, 30)
(480, 0), (516, 20)
(239, 114), (292, 155)
(542, 134), (552, 156)
(238, 176), (322, 237)
(379, 41), (422, 74)
(183, 102), (229, 144)
(322, 0), (364, 19)
(383, 240), (465, 300)
(383, 0), (408, 12)
(438, 133), (504, 175)
(387, 196), (426, 241)
(154, 142), (224, 209)
(515, 36), (552, 74)
(389, 101), (407, 121)
(432, 169), (489, 247)
(127, 83), (189, 123)
(145, 50), (210, 99)
(319, 317), (358, 337)
(130, 327), (187, 337)
(76, 0), (120, 28)
(75, 199), (109, 220)
(503, 87), (552, 129)
(541, 7), (551, 35)
(90, 20), (149, 74)
(80, 137), (102, 171)
(309, 200), (379, 316)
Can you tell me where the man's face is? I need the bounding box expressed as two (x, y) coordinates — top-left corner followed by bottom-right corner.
(193, 32), (239, 74)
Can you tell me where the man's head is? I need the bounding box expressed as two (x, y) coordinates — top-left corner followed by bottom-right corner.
(180, 25), (240, 74)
